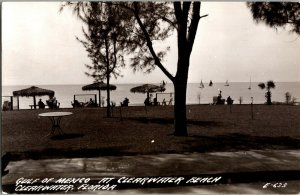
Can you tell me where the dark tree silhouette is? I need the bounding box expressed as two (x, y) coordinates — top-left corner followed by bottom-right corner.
(62, 2), (207, 136)
(258, 80), (276, 105)
(129, 2), (207, 136)
(247, 2), (300, 35)
(61, 2), (131, 117)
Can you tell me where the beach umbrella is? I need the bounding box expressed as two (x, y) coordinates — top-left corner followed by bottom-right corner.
(130, 84), (166, 99)
(82, 82), (117, 107)
(13, 86), (55, 109)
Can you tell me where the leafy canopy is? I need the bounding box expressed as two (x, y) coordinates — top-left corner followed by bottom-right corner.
(247, 2), (300, 35)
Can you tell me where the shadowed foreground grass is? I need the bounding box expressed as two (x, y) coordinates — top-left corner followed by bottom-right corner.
(2, 105), (300, 160)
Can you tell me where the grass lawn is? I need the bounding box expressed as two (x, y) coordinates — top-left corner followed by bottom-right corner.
(2, 104), (300, 160)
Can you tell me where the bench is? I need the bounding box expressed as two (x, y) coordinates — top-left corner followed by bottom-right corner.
(29, 105), (49, 109)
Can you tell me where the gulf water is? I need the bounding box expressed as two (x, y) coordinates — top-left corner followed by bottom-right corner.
(2, 82), (300, 109)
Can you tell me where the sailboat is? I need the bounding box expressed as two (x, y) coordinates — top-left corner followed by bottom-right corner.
(248, 77), (252, 90)
(224, 80), (229, 86)
(209, 80), (213, 87)
(199, 80), (204, 88)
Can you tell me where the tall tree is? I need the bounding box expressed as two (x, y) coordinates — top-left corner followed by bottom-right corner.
(61, 2), (131, 117)
(247, 2), (300, 35)
(129, 2), (207, 136)
(63, 2), (207, 136)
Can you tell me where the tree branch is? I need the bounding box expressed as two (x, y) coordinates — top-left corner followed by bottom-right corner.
(173, 2), (182, 24)
(133, 2), (175, 82)
(200, 14), (208, 19)
(187, 2), (201, 54)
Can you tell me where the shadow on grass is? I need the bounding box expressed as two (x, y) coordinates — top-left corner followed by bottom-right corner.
(8, 133), (300, 161)
(50, 133), (84, 140)
(184, 133), (300, 152)
(9, 146), (136, 161)
(125, 117), (221, 127)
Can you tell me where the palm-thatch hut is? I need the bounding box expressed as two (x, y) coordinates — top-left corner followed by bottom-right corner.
(82, 82), (117, 107)
(130, 84), (166, 99)
(13, 86), (55, 109)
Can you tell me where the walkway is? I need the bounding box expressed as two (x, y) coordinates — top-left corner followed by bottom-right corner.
(2, 149), (300, 194)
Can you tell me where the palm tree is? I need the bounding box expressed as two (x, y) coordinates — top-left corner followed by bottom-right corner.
(258, 80), (275, 105)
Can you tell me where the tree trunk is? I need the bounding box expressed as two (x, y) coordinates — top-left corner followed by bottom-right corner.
(105, 37), (111, 117)
(106, 70), (111, 117)
(173, 81), (188, 136)
(266, 90), (272, 105)
(98, 89), (101, 107)
(33, 96), (36, 109)
(173, 58), (189, 136)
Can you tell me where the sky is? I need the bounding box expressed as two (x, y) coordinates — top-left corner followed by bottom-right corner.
(2, 2), (300, 86)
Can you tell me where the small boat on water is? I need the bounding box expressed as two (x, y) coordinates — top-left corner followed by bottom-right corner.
(199, 80), (204, 88)
(248, 77), (252, 90)
(224, 80), (229, 86)
(209, 80), (213, 87)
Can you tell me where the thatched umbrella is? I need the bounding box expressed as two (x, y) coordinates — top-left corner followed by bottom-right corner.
(130, 84), (166, 99)
(13, 86), (55, 109)
(82, 82), (117, 107)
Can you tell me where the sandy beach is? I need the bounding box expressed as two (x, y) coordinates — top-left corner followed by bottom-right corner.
(2, 104), (300, 161)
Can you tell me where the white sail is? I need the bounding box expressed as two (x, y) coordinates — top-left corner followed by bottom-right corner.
(224, 80), (229, 86)
(248, 77), (251, 90)
(199, 80), (204, 88)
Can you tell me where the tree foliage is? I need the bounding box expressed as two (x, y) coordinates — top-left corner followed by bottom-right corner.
(129, 2), (207, 136)
(247, 2), (300, 35)
(62, 2), (129, 81)
(61, 2), (135, 117)
(258, 80), (276, 105)
(62, 2), (206, 135)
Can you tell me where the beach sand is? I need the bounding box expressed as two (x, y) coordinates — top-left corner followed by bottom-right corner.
(2, 104), (300, 160)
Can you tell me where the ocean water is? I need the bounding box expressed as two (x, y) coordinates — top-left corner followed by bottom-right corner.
(2, 82), (300, 109)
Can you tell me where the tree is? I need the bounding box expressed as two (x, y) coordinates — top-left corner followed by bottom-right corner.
(258, 80), (276, 105)
(129, 2), (207, 136)
(61, 2), (131, 117)
(63, 2), (207, 136)
(247, 2), (300, 35)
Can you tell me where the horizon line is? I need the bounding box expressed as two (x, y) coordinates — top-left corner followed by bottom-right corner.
(2, 81), (300, 87)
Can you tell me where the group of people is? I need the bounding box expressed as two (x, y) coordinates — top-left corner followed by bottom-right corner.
(72, 98), (98, 108)
(121, 97), (130, 107)
(144, 94), (173, 106)
(216, 90), (233, 105)
(38, 95), (60, 109)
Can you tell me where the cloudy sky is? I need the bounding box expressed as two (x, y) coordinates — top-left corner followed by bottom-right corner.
(2, 2), (300, 86)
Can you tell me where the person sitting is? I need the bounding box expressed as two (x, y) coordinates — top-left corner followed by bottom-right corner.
(216, 90), (225, 105)
(89, 98), (94, 104)
(121, 97), (129, 107)
(47, 96), (59, 109)
(111, 101), (116, 107)
(2, 101), (11, 111)
(46, 96), (54, 109)
(226, 96), (233, 105)
(38, 99), (45, 109)
(144, 97), (151, 106)
(161, 98), (166, 106)
(72, 100), (83, 108)
(153, 97), (159, 106)
(86, 98), (97, 107)
(52, 97), (60, 109)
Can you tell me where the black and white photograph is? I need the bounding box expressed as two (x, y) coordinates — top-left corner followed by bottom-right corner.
(1, 1), (300, 194)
